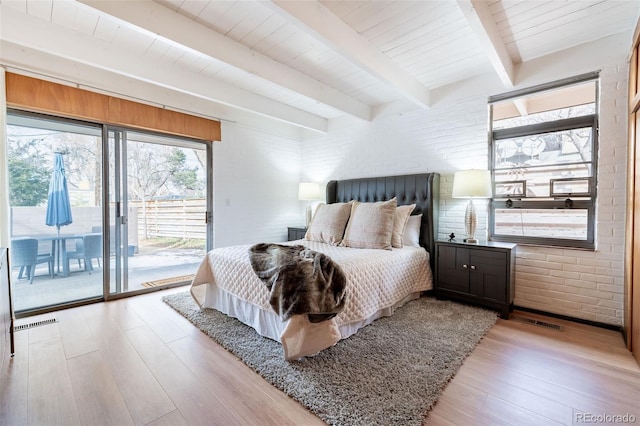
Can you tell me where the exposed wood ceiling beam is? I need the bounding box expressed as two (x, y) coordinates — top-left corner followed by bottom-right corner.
(0, 41), (308, 140)
(78, 0), (371, 122)
(0, 5), (327, 133)
(268, 0), (430, 109)
(456, 0), (515, 88)
(456, 0), (527, 116)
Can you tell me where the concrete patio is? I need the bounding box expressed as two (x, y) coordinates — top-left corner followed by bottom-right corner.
(10, 248), (204, 312)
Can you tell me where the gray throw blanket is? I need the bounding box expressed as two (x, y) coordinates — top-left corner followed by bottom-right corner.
(249, 243), (347, 323)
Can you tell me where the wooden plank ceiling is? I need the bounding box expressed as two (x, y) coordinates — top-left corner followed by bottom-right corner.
(0, 0), (638, 134)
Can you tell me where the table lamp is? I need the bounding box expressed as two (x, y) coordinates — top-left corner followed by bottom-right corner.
(452, 170), (492, 243)
(298, 182), (320, 226)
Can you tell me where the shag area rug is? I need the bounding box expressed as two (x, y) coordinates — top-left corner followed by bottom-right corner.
(163, 292), (498, 425)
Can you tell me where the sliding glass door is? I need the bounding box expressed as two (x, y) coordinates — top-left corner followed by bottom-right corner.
(5, 111), (212, 314)
(107, 128), (212, 297)
(6, 111), (104, 313)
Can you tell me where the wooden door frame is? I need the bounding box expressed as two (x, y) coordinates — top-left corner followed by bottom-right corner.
(625, 18), (640, 362)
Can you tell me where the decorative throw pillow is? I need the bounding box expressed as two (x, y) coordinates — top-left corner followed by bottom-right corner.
(391, 204), (416, 248)
(341, 198), (397, 250)
(305, 202), (353, 245)
(403, 214), (422, 248)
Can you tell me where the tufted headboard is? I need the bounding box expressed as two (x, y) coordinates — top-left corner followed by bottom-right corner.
(326, 173), (440, 270)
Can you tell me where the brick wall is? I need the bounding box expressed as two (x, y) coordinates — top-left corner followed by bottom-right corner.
(513, 64), (628, 325)
(301, 62), (628, 326)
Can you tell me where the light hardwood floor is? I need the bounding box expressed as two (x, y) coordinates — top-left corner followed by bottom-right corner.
(1, 288), (639, 426)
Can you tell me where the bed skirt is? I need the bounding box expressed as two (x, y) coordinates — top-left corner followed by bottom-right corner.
(195, 282), (423, 359)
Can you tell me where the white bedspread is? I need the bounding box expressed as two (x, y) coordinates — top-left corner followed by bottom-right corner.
(190, 240), (432, 359)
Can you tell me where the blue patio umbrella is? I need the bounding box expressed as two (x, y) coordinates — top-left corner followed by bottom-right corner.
(45, 152), (73, 236)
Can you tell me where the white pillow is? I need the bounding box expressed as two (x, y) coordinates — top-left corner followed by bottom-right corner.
(341, 198), (397, 250)
(305, 202), (352, 245)
(391, 204), (416, 248)
(402, 214), (422, 248)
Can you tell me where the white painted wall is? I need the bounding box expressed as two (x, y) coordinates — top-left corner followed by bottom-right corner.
(213, 122), (304, 248)
(300, 39), (630, 326)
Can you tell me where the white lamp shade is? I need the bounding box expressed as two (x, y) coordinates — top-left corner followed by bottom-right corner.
(298, 182), (320, 201)
(452, 170), (492, 199)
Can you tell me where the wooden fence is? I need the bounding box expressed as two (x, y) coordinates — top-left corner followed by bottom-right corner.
(129, 198), (207, 240)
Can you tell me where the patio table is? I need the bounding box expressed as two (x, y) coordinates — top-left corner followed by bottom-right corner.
(37, 235), (84, 277)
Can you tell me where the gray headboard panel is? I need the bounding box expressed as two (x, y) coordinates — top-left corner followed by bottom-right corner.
(326, 173), (440, 270)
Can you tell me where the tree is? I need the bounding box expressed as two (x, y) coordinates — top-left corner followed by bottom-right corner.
(6, 133), (52, 207)
(126, 145), (203, 200)
(167, 148), (201, 196)
(8, 157), (51, 206)
(125, 143), (204, 238)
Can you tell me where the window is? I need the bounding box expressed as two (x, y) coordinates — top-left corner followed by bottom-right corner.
(489, 72), (598, 249)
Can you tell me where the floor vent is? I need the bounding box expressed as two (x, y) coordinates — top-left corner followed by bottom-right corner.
(513, 316), (562, 331)
(13, 318), (57, 332)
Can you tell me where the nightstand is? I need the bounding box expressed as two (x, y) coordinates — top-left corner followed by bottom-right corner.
(287, 227), (307, 241)
(435, 240), (516, 319)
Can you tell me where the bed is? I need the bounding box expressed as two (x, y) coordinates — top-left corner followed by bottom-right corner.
(190, 173), (440, 360)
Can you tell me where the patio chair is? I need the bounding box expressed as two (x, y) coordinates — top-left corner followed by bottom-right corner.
(10, 238), (54, 284)
(92, 225), (115, 253)
(67, 233), (102, 274)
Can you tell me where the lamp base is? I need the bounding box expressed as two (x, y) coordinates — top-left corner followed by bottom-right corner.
(464, 198), (478, 244)
(305, 204), (312, 227)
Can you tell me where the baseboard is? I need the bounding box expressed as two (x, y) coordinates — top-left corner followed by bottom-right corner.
(514, 305), (623, 332)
